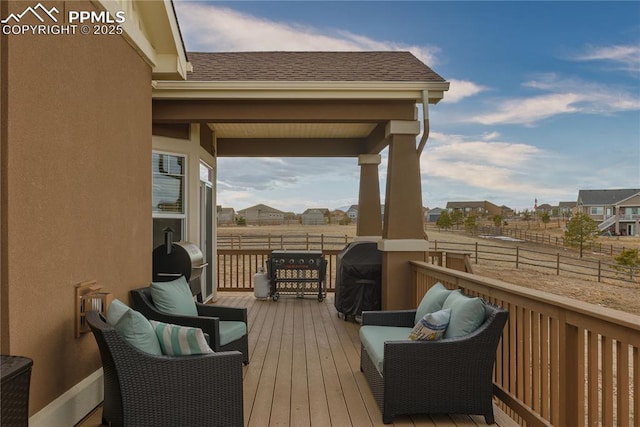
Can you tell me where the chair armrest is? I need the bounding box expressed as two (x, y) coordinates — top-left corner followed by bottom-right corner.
(196, 303), (248, 323)
(361, 309), (416, 327)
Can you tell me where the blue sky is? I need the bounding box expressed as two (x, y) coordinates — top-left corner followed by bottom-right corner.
(173, 1), (640, 213)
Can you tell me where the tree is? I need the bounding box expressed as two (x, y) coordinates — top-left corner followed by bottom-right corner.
(492, 214), (503, 228)
(464, 214), (478, 235)
(614, 248), (640, 280)
(541, 212), (550, 229)
(436, 210), (452, 230)
(522, 209), (532, 228)
(564, 212), (599, 258)
(451, 209), (463, 229)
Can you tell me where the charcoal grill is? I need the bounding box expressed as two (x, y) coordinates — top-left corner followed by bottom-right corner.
(152, 228), (207, 298)
(266, 250), (327, 301)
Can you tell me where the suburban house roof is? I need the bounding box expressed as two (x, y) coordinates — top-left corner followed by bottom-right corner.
(302, 208), (329, 215)
(577, 189), (640, 206)
(446, 201), (496, 209)
(237, 203), (284, 214)
(558, 201), (576, 208)
(186, 51), (447, 83)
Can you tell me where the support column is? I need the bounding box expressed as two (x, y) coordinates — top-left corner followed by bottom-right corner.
(379, 120), (427, 310)
(355, 154), (382, 241)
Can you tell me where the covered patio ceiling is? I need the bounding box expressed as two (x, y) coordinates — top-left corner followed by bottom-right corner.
(151, 51), (449, 157)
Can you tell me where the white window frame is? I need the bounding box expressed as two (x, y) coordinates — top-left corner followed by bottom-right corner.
(152, 150), (188, 238)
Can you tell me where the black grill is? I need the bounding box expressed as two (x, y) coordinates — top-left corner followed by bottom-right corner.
(152, 228), (207, 299)
(266, 250), (327, 301)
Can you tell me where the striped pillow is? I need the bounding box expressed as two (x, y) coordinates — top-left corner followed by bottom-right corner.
(150, 320), (214, 356)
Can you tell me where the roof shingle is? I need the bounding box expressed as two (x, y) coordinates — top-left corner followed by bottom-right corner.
(186, 51), (446, 82)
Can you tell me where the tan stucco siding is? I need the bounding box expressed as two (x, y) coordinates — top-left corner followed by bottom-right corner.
(3, 1), (152, 414)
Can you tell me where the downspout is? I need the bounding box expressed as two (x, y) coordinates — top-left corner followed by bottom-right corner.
(416, 89), (430, 156)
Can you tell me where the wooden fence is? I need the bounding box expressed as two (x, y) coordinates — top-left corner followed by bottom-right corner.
(479, 226), (631, 258)
(432, 240), (639, 284)
(217, 233), (350, 250)
(411, 261), (640, 427)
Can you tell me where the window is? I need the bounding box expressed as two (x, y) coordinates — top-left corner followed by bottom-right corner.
(590, 207), (603, 215)
(152, 152), (186, 249)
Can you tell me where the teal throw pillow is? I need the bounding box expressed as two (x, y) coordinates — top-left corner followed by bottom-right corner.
(442, 291), (486, 339)
(415, 282), (453, 324)
(107, 299), (162, 355)
(409, 308), (451, 341)
(150, 320), (214, 356)
(150, 276), (198, 316)
(106, 298), (130, 325)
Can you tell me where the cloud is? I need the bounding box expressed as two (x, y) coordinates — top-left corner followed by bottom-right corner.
(173, 2), (439, 64)
(470, 74), (640, 125)
(441, 79), (487, 103)
(572, 44), (640, 73)
(421, 132), (568, 201)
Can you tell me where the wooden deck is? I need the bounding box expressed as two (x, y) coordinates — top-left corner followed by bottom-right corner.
(79, 292), (517, 427)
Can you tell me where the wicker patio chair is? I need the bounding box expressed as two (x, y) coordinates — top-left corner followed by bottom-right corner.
(86, 310), (244, 427)
(131, 286), (249, 364)
(360, 302), (508, 424)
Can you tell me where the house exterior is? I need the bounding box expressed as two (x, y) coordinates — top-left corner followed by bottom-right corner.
(558, 201), (576, 217)
(346, 204), (359, 221)
(237, 204), (285, 225)
(217, 207), (236, 225)
(3, 2), (450, 424)
(446, 200), (502, 217)
(426, 207), (444, 222)
(576, 189), (640, 235)
(301, 208), (328, 225)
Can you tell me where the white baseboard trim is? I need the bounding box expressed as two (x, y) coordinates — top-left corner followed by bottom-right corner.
(29, 369), (103, 427)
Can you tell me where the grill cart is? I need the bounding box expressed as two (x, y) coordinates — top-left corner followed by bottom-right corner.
(267, 250), (327, 302)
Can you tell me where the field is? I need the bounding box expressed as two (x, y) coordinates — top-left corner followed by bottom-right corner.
(218, 222), (640, 314)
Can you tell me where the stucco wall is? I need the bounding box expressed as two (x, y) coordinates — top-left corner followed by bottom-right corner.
(2, 1), (152, 414)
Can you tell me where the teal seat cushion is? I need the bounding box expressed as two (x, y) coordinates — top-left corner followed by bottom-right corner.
(150, 276), (198, 317)
(415, 282), (453, 324)
(107, 299), (162, 355)
(219, 321), (247, 346)
(442, 290), (486, 339)
(359, 325), (413, 375)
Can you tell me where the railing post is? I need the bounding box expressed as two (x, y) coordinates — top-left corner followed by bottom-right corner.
(559, 320), (584, 426)
(321, 234), (324, 251)
(516, 247), (519, 269)
(557, 253), (560, 275)
(306, 233), (309, 250)
(475, 242), (478, 264)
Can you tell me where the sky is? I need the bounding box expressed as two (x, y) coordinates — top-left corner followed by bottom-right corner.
(173, 0), (640, 213)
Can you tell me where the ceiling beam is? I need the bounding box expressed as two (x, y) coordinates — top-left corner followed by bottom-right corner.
(364, 123), (389, 154)
(216, 138), (366, 157)
(152, 99), (416, 123)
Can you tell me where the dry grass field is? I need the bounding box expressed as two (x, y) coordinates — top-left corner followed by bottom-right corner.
(218, 222), (640, 314)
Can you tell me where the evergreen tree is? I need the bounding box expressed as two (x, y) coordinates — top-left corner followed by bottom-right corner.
(436, 210), (452, 230)
(564, 212), (599, 258)
(451, 209), (463, 229)
(614, 248), (640, 280)
(464, 214), (478, 234)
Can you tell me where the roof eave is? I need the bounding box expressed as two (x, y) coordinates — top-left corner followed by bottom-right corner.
(152, 80), (450, 102)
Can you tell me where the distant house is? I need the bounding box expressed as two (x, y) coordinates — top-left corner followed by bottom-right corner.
(536, 203), (553, 214)
(576, 189), (640, 235)
(301, 208), (328, 225)
(346, 205), (358, 221)
(236, 203), (285, 225)
(558, 201), (576, 217)
(446, 200), (501, 217)
(217, 206), (236, 225)
(426, 207), (443, 222)
(500, 205), (515, 217)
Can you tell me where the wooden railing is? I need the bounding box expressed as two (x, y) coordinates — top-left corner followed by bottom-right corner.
(411, 261), (640, 427)
(217, 249), (342, 291)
